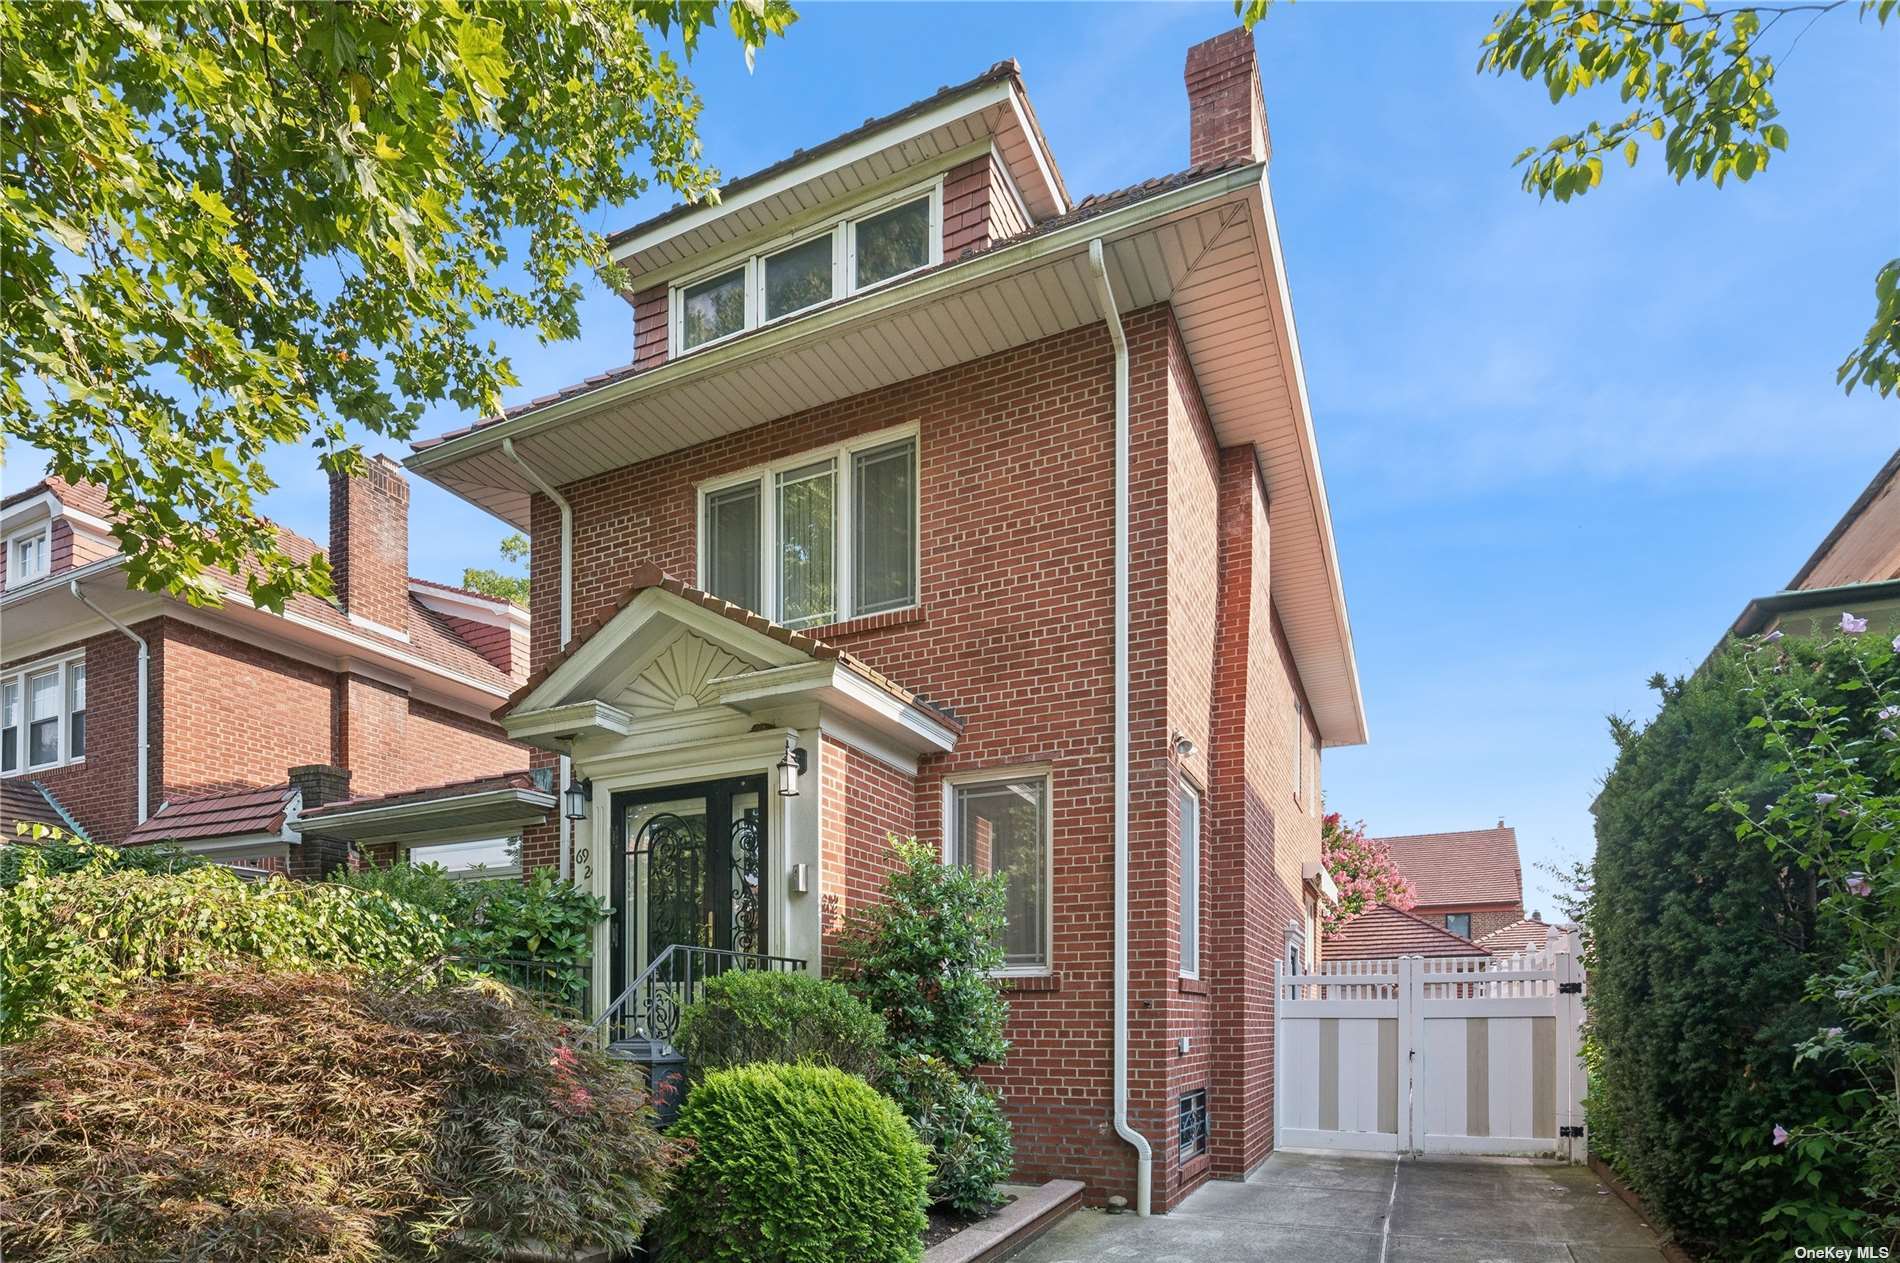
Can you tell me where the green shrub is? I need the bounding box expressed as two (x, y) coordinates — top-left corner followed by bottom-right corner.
(839, 836), (1009, 1070)
(677, 968), (887, 1080)
(0, 969), (680, 1261)
(888, 1054), (1014, 1216)
(333, 862), (607, 1008)
(663, 1063), (929, 1263)
(0, 854), (444, 1039)
(0, 827), (206, 889)
(1591, 637), (1876, 1258)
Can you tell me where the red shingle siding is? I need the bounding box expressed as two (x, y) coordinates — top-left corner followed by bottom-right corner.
(632, 285), (668, 372)
(943, 152), (1033, 259)
(436, 612), (524, 679)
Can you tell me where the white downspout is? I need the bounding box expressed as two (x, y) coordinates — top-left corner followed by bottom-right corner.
(68, 580), (148, 824)
(500, 437), (574, 881)
(1088, 237), (1153, 1216)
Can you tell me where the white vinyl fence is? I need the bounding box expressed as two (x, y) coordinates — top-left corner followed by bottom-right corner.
(1274, 930), (1586, 1160)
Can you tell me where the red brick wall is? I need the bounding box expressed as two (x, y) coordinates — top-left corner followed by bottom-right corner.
(1416, 904), (1524, 940)
(816, 734), (918, 958)
(154, 618), (335, 801)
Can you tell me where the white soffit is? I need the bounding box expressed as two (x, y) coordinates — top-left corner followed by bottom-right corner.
(412, 164), (1365, 747)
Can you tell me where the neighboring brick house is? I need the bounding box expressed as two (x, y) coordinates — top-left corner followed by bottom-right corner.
(401, 29), (1366, 1213)
(1370, 822), (1525, 942)
(1726, 446), (1900, 643)
(1325, 903), (1494, 961)
(0, 463), (546, 875)
(1477, 913), (1552, 955)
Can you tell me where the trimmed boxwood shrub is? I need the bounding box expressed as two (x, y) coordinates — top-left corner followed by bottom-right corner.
(0, 969), (680, 1261)
(888, 1054), (1014, 1216)
(1591, 638), (1874, 1258)
(676, 968), (887, 1080)
(662, 1062), (930, 1263)
(0, 851), (444, 1040)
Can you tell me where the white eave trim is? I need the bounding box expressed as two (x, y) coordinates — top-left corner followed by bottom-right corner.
(710, 659), (959, 754)
(501, 699), (636, 745)
(413, 162), (1266, 475)
(0, 554), (126, 608)
(1302, 861), (1341, 905)
(289, 787), (556, 839)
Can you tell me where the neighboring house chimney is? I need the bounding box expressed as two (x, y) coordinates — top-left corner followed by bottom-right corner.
(287, 763), (352, 880)
(1185, 28), (1271, 169)
(330, 455), (410, 636)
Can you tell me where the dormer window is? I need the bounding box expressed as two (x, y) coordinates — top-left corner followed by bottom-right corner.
(669, 179), (943, 359)
(7, 526), (49, 587)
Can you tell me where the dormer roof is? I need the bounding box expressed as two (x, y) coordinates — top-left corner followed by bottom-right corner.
(607, 59), (1068, 283)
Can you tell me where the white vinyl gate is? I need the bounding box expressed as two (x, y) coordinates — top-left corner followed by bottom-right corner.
(1274, 931), (1586, 1160)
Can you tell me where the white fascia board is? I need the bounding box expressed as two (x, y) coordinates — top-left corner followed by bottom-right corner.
(0, 555), (127, 610)
(411, 162), (1266, 478)
(609, 79), (1018, 264)
(1004, 83), (1067, 217)
(165, 834), (294, 859)
(409, 581), (529, 630)
(1250, 170), (1367, 748)
(290, 788), (555, 839)
(500, 699), (635, 745)
(1302, 861), (1341, 904)
(710, 660), (957, 755)
(1, 492), (117, 538)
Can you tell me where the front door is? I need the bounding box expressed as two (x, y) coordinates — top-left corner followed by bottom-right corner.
(610, 777), (767, 998)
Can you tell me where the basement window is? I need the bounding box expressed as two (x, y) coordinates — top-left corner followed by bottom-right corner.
(698, 425), (918, 628)
(1179, 1090), (1209, 1166)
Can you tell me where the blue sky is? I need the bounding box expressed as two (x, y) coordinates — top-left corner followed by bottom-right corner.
(7, 3), (1895, 916)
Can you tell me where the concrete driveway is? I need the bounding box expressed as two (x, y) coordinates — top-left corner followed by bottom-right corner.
(1007, 1152), (1670, 1263)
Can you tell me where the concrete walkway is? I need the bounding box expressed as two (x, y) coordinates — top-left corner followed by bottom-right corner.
(1007, 1152), (1670, 1263)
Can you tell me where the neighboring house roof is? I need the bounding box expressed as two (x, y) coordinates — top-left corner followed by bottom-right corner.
(1787, 447), (1900, 591)
(1, 780), (87, 840)
(1325, 903), (1489, 961)
(1373, 824), (1523, 909)
(291, 769), (555, 845)
(1476, 916), (1553, 954)
(0, 475), (113, 519)
(499, 562), (964, 732)
(298, 769), (548, 820)
(1727, 577), (1900, 640)
(123, 784), (298, 847)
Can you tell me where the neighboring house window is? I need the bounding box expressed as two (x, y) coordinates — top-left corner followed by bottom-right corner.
(0, 655), (86, 774)
(1445, 913), (1472, 939)
(1179, 780), (1201, 979)
(699, 426), (918, 628)
(406, 836), (521, 880)
(669, 179), (944, 358)
(1286, 921), (1305, 976)
(8, 527), (50, 587)
(1178, 1090), (1209, 1166)
(948, 770), (1051, 972)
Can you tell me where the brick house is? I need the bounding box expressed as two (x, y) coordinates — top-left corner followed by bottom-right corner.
(0, 463), (546, 875)
(1369, 822), (1526, 942)
(401, 28), (1366, 1212)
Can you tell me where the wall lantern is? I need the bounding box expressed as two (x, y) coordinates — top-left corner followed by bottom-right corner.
(563, 775), (593, 822)
(776, 732), (808, 798)
(1172, 731), (1197, 760)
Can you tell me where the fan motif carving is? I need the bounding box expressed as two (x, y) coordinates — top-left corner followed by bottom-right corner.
(623, 636), (752, 716)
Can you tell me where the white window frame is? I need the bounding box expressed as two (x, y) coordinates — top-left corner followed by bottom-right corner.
(667, 176), (944, 359)
(2, 651), (85, 776)
(1292, 698), (1305, 805)
(696, 421), (921, 629)
(941, 765), (1055, 977)
(1179, 777), (1202, 980)
(1286, 920), (1305, 976)
(6, 525), (50, 588)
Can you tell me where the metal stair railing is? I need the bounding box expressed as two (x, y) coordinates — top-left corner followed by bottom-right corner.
(585, 944), (807, 1051)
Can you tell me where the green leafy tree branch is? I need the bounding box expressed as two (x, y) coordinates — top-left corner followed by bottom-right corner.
(461, 531), (530, 606)
(2, 0), (793, 612)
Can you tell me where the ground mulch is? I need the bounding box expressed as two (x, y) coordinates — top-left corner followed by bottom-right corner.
(923, 1194), (1017, 1251)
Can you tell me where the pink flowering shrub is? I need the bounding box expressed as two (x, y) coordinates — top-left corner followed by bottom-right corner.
(1320, 813), (1416, 936)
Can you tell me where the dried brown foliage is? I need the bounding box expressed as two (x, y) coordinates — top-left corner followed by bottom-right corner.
(0, 970), (680, 1262)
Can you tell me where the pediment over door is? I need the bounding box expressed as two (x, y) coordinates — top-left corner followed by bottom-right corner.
(618, 634), (755, 717)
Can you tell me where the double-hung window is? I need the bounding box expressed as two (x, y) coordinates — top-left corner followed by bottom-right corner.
(1179, 781), (1201, 979)
(7, 527), (49, 588)
(2, 655), (85, 774)
(948, 770), (1051, 973)
(668, 179), (943, 358)
(699, 427), (918, 628)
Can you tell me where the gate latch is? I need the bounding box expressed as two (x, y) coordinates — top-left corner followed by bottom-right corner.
(1559, 1126), (1585, 1138)
(1557, 982), (1583, 994)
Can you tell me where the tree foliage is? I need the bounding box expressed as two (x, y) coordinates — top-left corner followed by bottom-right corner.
(1475, 1), (1897, 397)
(459, 531), (530, 606)
(676, 968), (890, 1082)
(2, 0), (793, 611)
(1590, 636), (1878, 1257)
(1320, 812), (1416, 935)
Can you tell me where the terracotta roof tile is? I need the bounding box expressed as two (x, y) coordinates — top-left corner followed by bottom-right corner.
(124, 784), (296, 847)
(1, 780), (81, 840)
(1476, 917), (1553, 954)
(498, 564), (961, 732)
(299, 770), (550, 820)
(2, 476), (113, 518)
(1325, 904), (1490, 961)
(1371, 825), (1523, 909)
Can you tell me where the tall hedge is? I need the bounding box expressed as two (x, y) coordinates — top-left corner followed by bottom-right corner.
(1591, 638), (1872, 1257)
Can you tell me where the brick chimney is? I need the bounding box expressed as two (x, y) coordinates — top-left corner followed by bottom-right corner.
(1185, 28), (1271, 169)
(330, 454), (410, 636)
(287, 763), (353, 880)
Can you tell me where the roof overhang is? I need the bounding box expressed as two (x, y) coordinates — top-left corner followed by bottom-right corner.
(609, 71), (1065, 275)
(409, 162), (1366, 746)
(1729, 577), (1900, 638)
(290, 787), (555, 845)
(1302, 861), (1340, 904)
